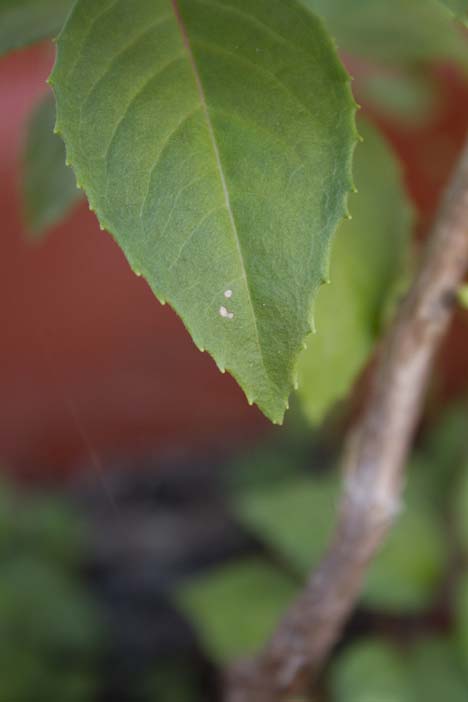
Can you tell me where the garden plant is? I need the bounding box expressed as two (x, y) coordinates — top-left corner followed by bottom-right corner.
(2, 0), (468, 700)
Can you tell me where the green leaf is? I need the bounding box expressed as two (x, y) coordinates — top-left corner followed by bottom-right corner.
(331, 638), (468, 702)
(453, 460), (468, 548)
(458, 285), (468, 309)
(0, 479), (87, 571)
(143, 662), (204, 702)
(234, 474), (339, 576)
(455, 576), (468, 667)
(0, 0), (74, 56)
(440, 0), (468, 25)
(302, 0), (468, 65)
(405, 404), (468, 512)
(408, 638), (468, 702)
(22, 93), (82, 239)
(50, 0), (358, 424)
(297, 120), (412, 424)
(330, 639), (413, 702)
(0, 557), (101, 702)
(175, 558), (297, 663)
(234, 466), (445, 610)
(363, 505), (447, 612)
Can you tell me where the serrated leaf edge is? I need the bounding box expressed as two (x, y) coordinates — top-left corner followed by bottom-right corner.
(48, 0), (359, 424)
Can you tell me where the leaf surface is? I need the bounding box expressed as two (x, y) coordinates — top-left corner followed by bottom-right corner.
(22, 93), (82, 239)
(50, 0), (357, 423)
(0, 0), (73, 56)
(298, 120), (412, 423)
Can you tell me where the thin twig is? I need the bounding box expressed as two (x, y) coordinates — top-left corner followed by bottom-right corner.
(225, 135), (468, 702)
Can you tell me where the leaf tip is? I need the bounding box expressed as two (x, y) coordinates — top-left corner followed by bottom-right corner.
(271, 413), (285, 426)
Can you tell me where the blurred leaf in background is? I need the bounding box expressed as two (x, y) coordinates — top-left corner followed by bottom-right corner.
(142, 660), (206, 702)
(22, 92), (82, 239)
(234, 460), (446, 614)
(409, 638), (468, 701)
(455, 576), (468, 668)
(359, 70), (439, 127)
(234, 474), (338, 578)
(178, 407), (456, 664)
(0, 478), (88, 570)
(331, 637), (468, 702)
(176, 558), (297, 664)
(441, 0), (468, 25)
(453, 459), (468, 547)
(331, 639), (413, 702)
(363, 505), (447, 612)
(303, 0), (467, 65)
(0, 558), (102, 702)
(0, 0), (74, 56)
(0, 479), (103, 701)
(297, 119), (412, 424)
(406, 404), (468, 510)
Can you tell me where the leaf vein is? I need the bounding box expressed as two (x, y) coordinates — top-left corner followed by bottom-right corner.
(159, 173), (214, 238)
(193, 39), (318, 138)
(66, 0), (120, 82)
(171, 0), (273, 385)
(83, 14), (172, 110)
(168, 205), (226, 271)
(101, 52), (186, 164)
(192, 0), (308, 59)
(139, 106), (203, 219)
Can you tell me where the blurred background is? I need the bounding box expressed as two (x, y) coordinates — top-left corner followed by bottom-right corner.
(2, 9), (468, 701)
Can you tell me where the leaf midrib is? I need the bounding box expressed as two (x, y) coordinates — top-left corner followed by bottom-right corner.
(170, 0), (273, 392)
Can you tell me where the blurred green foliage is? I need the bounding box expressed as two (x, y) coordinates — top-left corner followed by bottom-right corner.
(176, 558), (297, 664)
(142, 660), (206, 702)
(178, 403), (468, 700)
(297, 119), (413, 424)
(363, 505), (447, 612)
(331, 637), (468, 702)
(22, 92), (82, 239)
(0, 479), (102, 701)
(331, 639), (412, 702)
(303, 0), (468, 66)
(0, 483), (87, 569)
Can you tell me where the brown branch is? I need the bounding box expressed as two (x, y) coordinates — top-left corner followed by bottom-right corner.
(225, 135), (468, 702)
